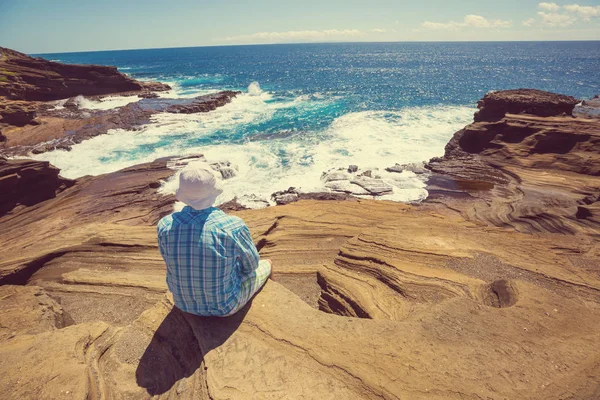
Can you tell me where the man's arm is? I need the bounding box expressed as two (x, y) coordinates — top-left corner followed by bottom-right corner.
(235, 224), (260, 275)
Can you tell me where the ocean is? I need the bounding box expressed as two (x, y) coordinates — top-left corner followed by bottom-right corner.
(32, 42), (600, 205)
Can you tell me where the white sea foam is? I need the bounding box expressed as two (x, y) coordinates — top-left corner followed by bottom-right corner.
(75, 94), (141, 110)
(31, 86), (475, 205)
(247, 81), (263, 96)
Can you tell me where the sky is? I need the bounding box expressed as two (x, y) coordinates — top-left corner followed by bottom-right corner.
(0, 0), (599, 54)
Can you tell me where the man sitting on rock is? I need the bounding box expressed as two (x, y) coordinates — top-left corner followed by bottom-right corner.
(157, 163), (272, 317)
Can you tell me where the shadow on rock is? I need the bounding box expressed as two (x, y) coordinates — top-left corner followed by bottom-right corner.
(136, 302), (250, 395)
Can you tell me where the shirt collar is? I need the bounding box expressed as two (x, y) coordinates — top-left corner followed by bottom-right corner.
(182, 205), (218, 215)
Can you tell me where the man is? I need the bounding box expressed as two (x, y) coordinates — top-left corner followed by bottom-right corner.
(157, 163), (272, 317)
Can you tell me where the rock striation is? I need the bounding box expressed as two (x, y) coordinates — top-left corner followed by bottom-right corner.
(428, 88), (600, 235)
(0, 89), (599, 399)
(0, 157), (73, 216)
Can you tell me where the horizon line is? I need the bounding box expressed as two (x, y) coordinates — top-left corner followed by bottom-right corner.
(31, 39), (600, 55)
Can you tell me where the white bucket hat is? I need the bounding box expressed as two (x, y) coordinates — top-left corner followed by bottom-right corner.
(175, 163), (223, 210)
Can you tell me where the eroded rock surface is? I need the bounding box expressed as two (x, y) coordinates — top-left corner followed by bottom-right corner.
(1, 89), (599, 399)
(427, 89), (600, 235)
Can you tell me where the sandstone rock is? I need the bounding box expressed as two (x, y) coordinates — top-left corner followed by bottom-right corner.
(1, 89), (600, 399)
(0, 158), (74, 216)
(350, 175), (393, 195)
(427, 89), (600, 235)
(474, 89), (579, 122)
(0, 99), (37, 126)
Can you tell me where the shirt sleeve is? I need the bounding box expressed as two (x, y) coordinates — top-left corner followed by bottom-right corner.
(234, 224), (260, 275)
(157, 230), (169, 270)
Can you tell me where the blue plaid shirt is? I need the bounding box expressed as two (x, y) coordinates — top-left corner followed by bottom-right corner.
(157, 206), (260, 316)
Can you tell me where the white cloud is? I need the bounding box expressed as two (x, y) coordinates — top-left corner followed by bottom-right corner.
(422, 14), (512, 30)
(563, 4), (600, 20)
(224, 29), (366, 43)
(533, 3), (600, 26)
(537, 11), (577, 26)
(538, 2), (561, 11)
(522, 18), (536, 27)
(371, 28), (387, 33)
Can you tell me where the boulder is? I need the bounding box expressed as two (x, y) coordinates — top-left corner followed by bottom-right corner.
(272, 187), (300, 205)
(350, 176), (393, 195)
(0, 100), (37, 126)
(386, 162), (428, 174)
(321, 170), (352, 183)
(325, 180), (370, 195)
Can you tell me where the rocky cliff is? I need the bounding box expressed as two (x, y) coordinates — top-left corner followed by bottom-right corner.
(0, 47), (165, 101)
(0, 90), (599, 399)
(0, 46), (170, 130)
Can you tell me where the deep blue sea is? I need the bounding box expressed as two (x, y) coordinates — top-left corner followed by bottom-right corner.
(33, 42), (600, 204)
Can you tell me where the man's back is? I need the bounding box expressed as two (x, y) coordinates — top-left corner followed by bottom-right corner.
(158, 205), (259, 316)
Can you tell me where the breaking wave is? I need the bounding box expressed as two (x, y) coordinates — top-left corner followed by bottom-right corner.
(32, 82), (474, 205)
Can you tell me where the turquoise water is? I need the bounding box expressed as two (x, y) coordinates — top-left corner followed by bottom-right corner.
(33, 42), (600, 204)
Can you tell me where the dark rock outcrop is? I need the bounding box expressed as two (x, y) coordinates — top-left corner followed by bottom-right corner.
(0, 100), (37, 126)
(166, 91), (240, 114)
(2, 91), (242, 156)
(0, 158), (74, 216)
(0, 47), (163, 101)
(474, 89), (579, 122)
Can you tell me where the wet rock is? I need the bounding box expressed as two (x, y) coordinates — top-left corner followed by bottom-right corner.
(232, 195), (271, 210)
(166, 91), (240, 114)
(348, 165), (358, 173)
(138, 92), (160, 99)
(386, 162), (429, 175)
(272, 187), (300, 205)
(209, 161), (238, 180)
(63, 97), (79, 109)
(325, 180), (369, 195)
(321, 170), (351, 183)
(350, 176), (393, 195)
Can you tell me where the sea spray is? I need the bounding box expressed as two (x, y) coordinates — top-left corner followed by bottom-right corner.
(248, 81), (262, 96)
